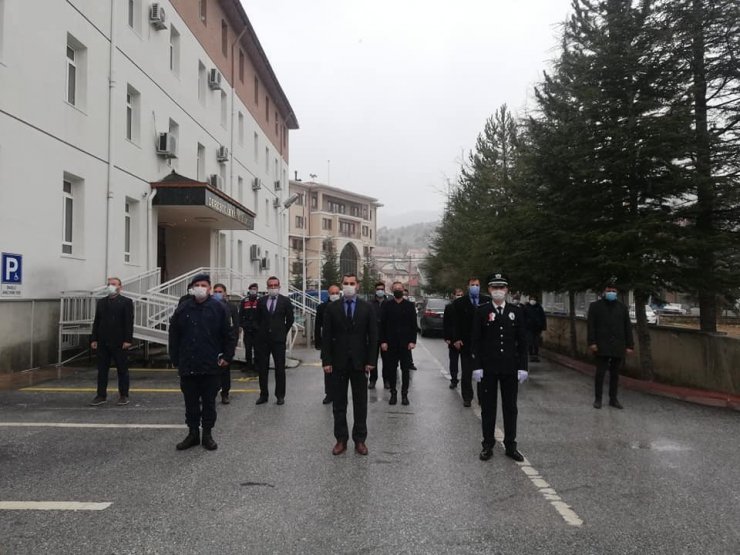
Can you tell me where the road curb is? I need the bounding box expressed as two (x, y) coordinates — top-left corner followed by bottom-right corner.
(541, 349), (740, 412)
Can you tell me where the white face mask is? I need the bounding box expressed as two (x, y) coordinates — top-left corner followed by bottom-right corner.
(490, 290), (506, 302)
(106, 284), (119, 296)
(329, 293), (341, 302)
(511, 299), (519, 305)
(343, 284), (356, 297)
(192, 286), (209, 300)
(529, 300), (536, 305)
(248, 289), (258, 296)
(268, 287), (279, 297)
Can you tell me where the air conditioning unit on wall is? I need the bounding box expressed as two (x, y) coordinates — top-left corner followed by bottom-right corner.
(252, 178), (262, 191)
(217, 145), (229, 162)
(156, 132), (177, 158)
(274, 180), (282, 191)
(208, 68), (222, 90)
(208, 174), (223, 189)
(250, 244), (261, 261)
(149, 4), (167, 30)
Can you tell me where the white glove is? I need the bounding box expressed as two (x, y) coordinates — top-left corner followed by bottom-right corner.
(518, 370), (529, 384)
(472, 369), (483, 383)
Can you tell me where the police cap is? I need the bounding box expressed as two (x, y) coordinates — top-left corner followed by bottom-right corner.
(486, 272), (509, 287)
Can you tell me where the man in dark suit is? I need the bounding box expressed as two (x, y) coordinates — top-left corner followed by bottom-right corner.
(314, 284), (341, 404)
(471, 273), (528, 462)
(213, 283), (239, 405)
(380, 281), (418, 405)
(90, 277), (134, 406)
(443, 288), (464, 389)
(587, 278), (634, 409)
(523, 295), (547, 363)
(254, 276), (294, 405)
(451, 277), (491, 407)
(369, 281), (388, 389)
(321, 273), (378, 456)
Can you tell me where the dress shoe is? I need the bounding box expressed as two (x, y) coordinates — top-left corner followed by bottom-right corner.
(609, 399), (624, 409)
(332, 441), (347, 456)
(449, 381), (458, 389)
(89, 396), (106, 406)
(409, 363), (417, 370)
(176, 429), (200, 451)
(276, 398), (285, 406)
(463, 400), (472, 408)
(255, 396), (268, 405)
(479, 447), (493, 461)
(401, 394), (409, 406)
(221, 394), (230, 405)
(116, 396), (129, 406)
(201, 429), (218, 451)
(389, 392), (397, 405)
(368, 381), (376, 390)
(322, 395), (332, 405)
(383, 381), (390, 390)
(505, 449), (524, 462)
(355, 442), (369, 456)
(593, 399), (602, 409)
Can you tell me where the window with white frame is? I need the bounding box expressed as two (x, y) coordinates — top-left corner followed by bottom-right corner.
(66, 43), (77, 105)
(197, 143), (206, 181)
(238, 50), (245, 82)
(169, 25), (180, 75)
(237, 239), (244, 272)
(295, 216), (304, 229)
(124, 201), (132, 262)
(238, 112), (244, 145)
(65, 34), (87, 108)
(219, 164), (226, 189)
(125, 84), (140, 143)
(265, 147), (269, 172)
(237, 176), (244, 203)
(127, 0), (143, 33)
(198, 61), (206, 105)
(254, 132), (259, 162)
(265, 199), (270, 226)
(61, 174), (84, 255)
(220, 91), (227, 127)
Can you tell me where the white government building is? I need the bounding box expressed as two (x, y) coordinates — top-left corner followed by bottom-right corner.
(0, 0), (298, 372)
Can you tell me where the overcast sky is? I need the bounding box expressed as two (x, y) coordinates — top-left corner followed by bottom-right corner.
(244, 0), (574, 227)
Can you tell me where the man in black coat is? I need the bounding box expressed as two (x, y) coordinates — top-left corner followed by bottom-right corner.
(369, 281), (388, 389)
(587, 280), (634, 409)
(380, 281), (418, 406)
(451, 277), (491, 407)
(90, 277), (134, 406)
(314, 284), (341, 404)
(213, 283), (239, 405)
(254, 276), (294, 405)
(321, 273), (378, 456)
(443, 288), (464, 389)
(471, 273), (528, 462)
(523, 295), (547, 362)
(169, 273), (237, 451)
(238, 282), (260, 372)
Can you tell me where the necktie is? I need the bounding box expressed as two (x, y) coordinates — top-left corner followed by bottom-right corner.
(472, 296), (478, 307)
(346, 300), (353, 319)
(270, 298), (276, 313)
(497, 306), (503, 316)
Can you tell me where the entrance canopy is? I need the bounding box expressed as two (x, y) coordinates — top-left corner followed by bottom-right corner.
(151, 171), (255, 230)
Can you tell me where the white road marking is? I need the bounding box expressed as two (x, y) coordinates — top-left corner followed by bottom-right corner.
(0, 422), (187, 429)
(0, 501), (112, 511)
(417, 340), (584, 527)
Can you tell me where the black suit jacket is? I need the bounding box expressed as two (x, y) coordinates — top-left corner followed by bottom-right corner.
(254, 294), (294, 343)
(379, 299), (417, 349)
(443, 302), (455, 341)
(321, 298), (378, 372)
(587, 299), (634, 358)
(451, 294), (491, 354)
(314, 301), (328, 350)
(471, 302), (528, 375)
(91, 294), (134, 347)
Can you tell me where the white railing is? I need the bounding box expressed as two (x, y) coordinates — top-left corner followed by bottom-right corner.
(150, 267), (261, 299)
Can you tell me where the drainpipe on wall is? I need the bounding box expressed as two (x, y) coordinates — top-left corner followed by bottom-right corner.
(104, 0), (118, 281)
(146, 188), (157, 271)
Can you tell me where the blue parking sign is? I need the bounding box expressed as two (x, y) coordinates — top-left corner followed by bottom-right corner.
(2, 253), (22, 284)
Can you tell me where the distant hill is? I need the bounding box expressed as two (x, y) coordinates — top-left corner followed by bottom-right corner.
(376, 221), (438, 251)
(378, 210), (441, 229)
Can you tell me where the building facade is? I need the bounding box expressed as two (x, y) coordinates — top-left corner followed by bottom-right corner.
(287, 181), (381, 289)
(0, 0), (297, 370)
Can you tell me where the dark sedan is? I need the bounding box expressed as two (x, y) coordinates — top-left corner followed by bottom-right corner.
(418, 298), (449, 337)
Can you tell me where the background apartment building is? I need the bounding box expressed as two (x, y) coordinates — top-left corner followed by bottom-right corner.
(0, 0), (297, 371)
(288, 180), (381, 289)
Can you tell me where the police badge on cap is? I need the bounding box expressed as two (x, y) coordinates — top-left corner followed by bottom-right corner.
(486, 272), (509, 287)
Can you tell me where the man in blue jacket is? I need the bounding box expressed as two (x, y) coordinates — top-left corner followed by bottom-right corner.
(169, 274), (237, 451)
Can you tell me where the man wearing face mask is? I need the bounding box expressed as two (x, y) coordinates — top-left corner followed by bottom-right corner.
(523, 295), (547, 363)
(321, 273), (377, 456)
(254, 276), (294, 405)
(315, 284), (342, 404)
(238, 283), (260, 372)
(169, 274), (237, 451)
(369, 281), (388, 389)
(443, 288), (464, 389)
(587, 278), (634, 409)
(451, 277), (491, 407)
(90, 277), (134, 406)
(471, 273), (528, 462)
(212, 284), (239, 405)
(380, 282), (418, 405)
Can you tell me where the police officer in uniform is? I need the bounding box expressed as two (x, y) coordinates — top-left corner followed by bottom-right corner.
(471, 273), (528, 462)
(238, 283), (260, 372)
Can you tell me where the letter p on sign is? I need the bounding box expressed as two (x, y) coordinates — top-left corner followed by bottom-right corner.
(1, 253), (22, 283)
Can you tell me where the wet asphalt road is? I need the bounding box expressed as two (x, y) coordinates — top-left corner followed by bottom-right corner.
(0, 336), (738, 554)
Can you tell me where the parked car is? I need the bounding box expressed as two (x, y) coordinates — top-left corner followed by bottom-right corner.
(658, 303), (687, 315)
(629, 305), (657, 325)
(418, 298), (449, 337)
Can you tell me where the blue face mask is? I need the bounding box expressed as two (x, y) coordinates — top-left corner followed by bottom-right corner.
(469, 285), (480, 297)
(604, 291), (618, 302)
(213, 292), (224, 301)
